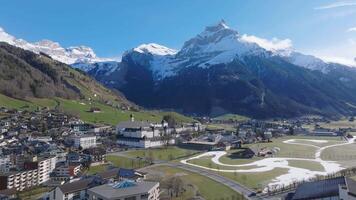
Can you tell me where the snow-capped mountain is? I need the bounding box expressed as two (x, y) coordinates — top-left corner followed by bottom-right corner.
(2, 22), (356, 118)
(104, 20), (336, 80)
(0, 27), (113, 70)
(86, 21), (356, 118)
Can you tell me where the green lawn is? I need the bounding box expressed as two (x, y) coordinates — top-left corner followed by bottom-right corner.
(86, 155), (151, 175)
(219, 152), (263, 165)
(57, 99), (194, 126)
(187, 156), (261, 170)
(106, 155), (150, 169)
(0, 94), (194, 126)
(86, 164), (110, 175)
(220, 168), (289, 191)
(302, 118), (356, 130)
(126, 147), (200, 161)
(213, 113), (250, 121)
(287, 160), (324, 171)
(148, 166), (243, 200)
(0, 94), (35, 109)
(321, 143), (356, 162)
(18, 186), (52, 200)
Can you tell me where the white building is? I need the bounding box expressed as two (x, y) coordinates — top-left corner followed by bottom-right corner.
(38, 156), (57, 184)
(0, 156), (56, 191)
(72, 135), (96, 149)
(0, 169), (39, 191)
(116, 121), (174, 148)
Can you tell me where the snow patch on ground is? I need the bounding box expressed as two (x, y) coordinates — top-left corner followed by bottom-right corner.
(181, 137), (355, 192)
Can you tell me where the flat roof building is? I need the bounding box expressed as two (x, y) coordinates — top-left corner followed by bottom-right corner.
(88, 180), (159, 200)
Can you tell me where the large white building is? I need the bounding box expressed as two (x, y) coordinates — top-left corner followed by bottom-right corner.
(116, 120), (175, 148)
(72, 135), (96, 149)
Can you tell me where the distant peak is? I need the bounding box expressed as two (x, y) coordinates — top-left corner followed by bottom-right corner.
(133, 43), (177, 56)
(35, 39), (62, 48)
(205, 19), (230, 32)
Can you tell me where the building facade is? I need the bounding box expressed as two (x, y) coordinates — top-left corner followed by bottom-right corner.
(72, 135), (96, 149)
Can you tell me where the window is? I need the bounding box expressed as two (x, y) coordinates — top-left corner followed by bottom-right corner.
(141, 194), (149, 199)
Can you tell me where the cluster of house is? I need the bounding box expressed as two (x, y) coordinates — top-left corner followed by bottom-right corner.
(0, 108), (208, 199)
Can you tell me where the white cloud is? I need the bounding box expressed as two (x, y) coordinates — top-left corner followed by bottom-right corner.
(240, 34), (293, 51)
(306, 40), (356, 67)
(315, 1), (356, 10)
(348, 27), (356, 32)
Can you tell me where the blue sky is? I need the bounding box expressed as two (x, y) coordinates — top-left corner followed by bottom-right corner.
(0, 0), (356, 64)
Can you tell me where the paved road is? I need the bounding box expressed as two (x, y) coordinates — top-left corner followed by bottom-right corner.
(165, 162), (257, 200)
(108, 151), (261, 199)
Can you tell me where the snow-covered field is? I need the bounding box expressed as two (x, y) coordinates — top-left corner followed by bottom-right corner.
(181, 137), (356, 192)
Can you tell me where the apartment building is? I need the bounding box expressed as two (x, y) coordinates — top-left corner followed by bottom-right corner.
(72, 135), (96, 149)
(0, 156), (56, 191)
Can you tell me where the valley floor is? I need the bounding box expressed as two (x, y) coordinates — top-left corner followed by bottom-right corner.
(180, 136), (356, 192)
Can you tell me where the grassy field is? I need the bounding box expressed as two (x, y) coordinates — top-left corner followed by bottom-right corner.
(302, 118), (356, 130)
(0, 93), (194, 126)
(0, 94), (35, 109)
(321, 143), (356, 163)
(18, 186), (52, 200)
(86, 155), (150, 175)
(145, 166), (242, 200)
(106, 155), (150, 168)
(126, 147), (200, 161)
(58, 98), (195, 125)
(87, 164), (110, 175)
(206, 123), (236, 131)
(213, 113), (250, 121)
(187, 156), (261, 170)
(287, 160), (324, 171)
(220, 168), (289, 190)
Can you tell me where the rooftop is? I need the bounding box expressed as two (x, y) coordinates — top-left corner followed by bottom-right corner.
(292, 177), (345, 200)
(117, 121), (152, 129)
(89, 181), (158, 199)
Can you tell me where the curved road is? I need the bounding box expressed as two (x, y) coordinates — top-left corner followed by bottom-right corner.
(164, 162), (256, 199)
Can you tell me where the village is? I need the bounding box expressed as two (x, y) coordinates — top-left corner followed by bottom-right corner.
(1, 106), (356, 200)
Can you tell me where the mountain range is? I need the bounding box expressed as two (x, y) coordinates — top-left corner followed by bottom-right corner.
(1, 21), (356, 118)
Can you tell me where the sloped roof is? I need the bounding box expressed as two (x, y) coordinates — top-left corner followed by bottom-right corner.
(117, 121), (152, 129)
(292, 177), (345, 200)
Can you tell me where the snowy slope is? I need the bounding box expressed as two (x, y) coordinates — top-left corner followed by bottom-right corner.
(0, 27), (113, 70)
(120, 20), (336, 80)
